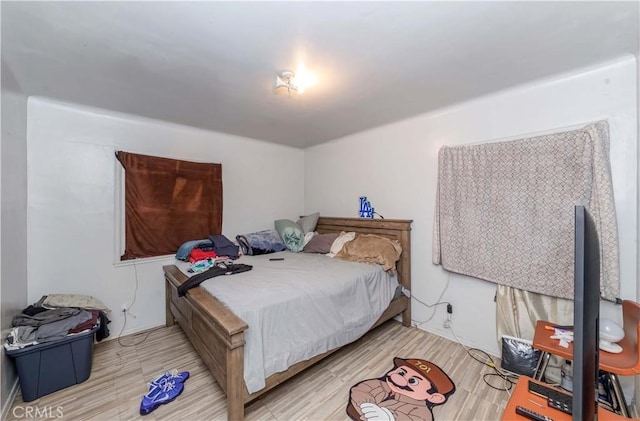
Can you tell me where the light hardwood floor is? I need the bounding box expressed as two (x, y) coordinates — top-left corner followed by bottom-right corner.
(7, 321), (510, 420)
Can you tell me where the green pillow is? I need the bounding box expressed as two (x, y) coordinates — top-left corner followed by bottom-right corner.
(274, 219), (305, 252)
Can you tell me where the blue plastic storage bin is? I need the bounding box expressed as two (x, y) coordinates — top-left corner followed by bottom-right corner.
(6, 326), (97, 401)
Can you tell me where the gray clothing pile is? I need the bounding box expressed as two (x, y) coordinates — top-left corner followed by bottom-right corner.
(7, 308), (94, 349)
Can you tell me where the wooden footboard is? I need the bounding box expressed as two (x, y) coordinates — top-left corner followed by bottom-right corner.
(165, 265), (248, 420)
(165, 217), (412, 420)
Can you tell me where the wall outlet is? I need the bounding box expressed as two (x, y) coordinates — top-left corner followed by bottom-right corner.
(121, 304), (137, 319)
(443, 314), (451, 328)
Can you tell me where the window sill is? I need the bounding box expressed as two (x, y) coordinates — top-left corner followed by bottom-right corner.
(113, 254), (175, 268)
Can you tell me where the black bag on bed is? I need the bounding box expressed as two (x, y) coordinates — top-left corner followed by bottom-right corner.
(177, 262), (253, 296)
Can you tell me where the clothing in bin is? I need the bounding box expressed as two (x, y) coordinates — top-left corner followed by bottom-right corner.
(5, 294), (110, 350)
(4, 294), (111, 402)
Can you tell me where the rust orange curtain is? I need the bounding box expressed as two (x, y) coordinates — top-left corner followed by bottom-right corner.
(116, 151), (222, 260)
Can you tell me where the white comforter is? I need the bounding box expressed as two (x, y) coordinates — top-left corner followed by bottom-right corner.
(176, 251), (397, 393)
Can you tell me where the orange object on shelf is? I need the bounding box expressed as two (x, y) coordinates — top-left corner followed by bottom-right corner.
(501, 376), (627, 420)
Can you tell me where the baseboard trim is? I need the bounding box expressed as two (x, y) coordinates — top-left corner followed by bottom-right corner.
(107, 322), (166, 343)
(1, 378), (19, 421)
(415, 323), (501, 358)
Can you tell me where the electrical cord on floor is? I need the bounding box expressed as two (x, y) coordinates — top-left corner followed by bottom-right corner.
(449, 323), (518, 394)
(411, 273), (451, 326)
(117, 310), (153, 347)
(409, 272), (515, 392)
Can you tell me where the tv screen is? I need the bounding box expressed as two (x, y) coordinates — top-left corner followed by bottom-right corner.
(573, 205), (600, 421)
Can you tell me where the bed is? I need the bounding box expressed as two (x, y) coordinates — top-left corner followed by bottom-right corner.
(163, 217), (412, 420)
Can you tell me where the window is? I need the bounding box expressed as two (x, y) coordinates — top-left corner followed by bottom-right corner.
(115, 151), (222, 260)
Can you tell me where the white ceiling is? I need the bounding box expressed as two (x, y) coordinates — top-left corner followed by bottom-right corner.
(2, 2), (638, 148)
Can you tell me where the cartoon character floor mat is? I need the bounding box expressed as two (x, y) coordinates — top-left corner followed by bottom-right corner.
(347, 357), (456, 421)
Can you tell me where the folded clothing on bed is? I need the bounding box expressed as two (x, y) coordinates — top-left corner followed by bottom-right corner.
(236, 230), (287, 256)
(189, 248), (217, 263)
(208, 235), (240, 260)
(175, 239), (213, 261)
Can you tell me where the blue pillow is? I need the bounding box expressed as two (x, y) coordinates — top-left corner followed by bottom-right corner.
(274, 219), (305, 252)
(236, 230), (287, 255)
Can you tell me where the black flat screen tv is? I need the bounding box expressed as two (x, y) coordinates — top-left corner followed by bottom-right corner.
(573, 205), (600, 421)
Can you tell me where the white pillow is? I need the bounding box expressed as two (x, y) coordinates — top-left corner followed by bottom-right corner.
(327, 231), (356, 257)
(303, 231), (316, 247)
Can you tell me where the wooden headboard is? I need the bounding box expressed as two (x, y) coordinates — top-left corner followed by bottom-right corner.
(315, 217), (413, 293)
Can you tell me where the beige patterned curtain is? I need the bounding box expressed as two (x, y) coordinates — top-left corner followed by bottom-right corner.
(496, 285), (573, 341)
(496, 284), (573, 367)
(432, 121), (619, 301)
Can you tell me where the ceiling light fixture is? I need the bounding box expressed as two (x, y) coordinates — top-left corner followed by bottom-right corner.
(274, 70), (299, 94)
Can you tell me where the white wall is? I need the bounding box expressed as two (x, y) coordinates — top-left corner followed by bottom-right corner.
(27, 98), (305, 338)
(1, 63), (29, 416)
(305, 56), (638, 357)
(15, 54), (640, 411)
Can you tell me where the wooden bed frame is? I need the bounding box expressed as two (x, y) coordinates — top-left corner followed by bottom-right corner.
(164, 217), (412, 420)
